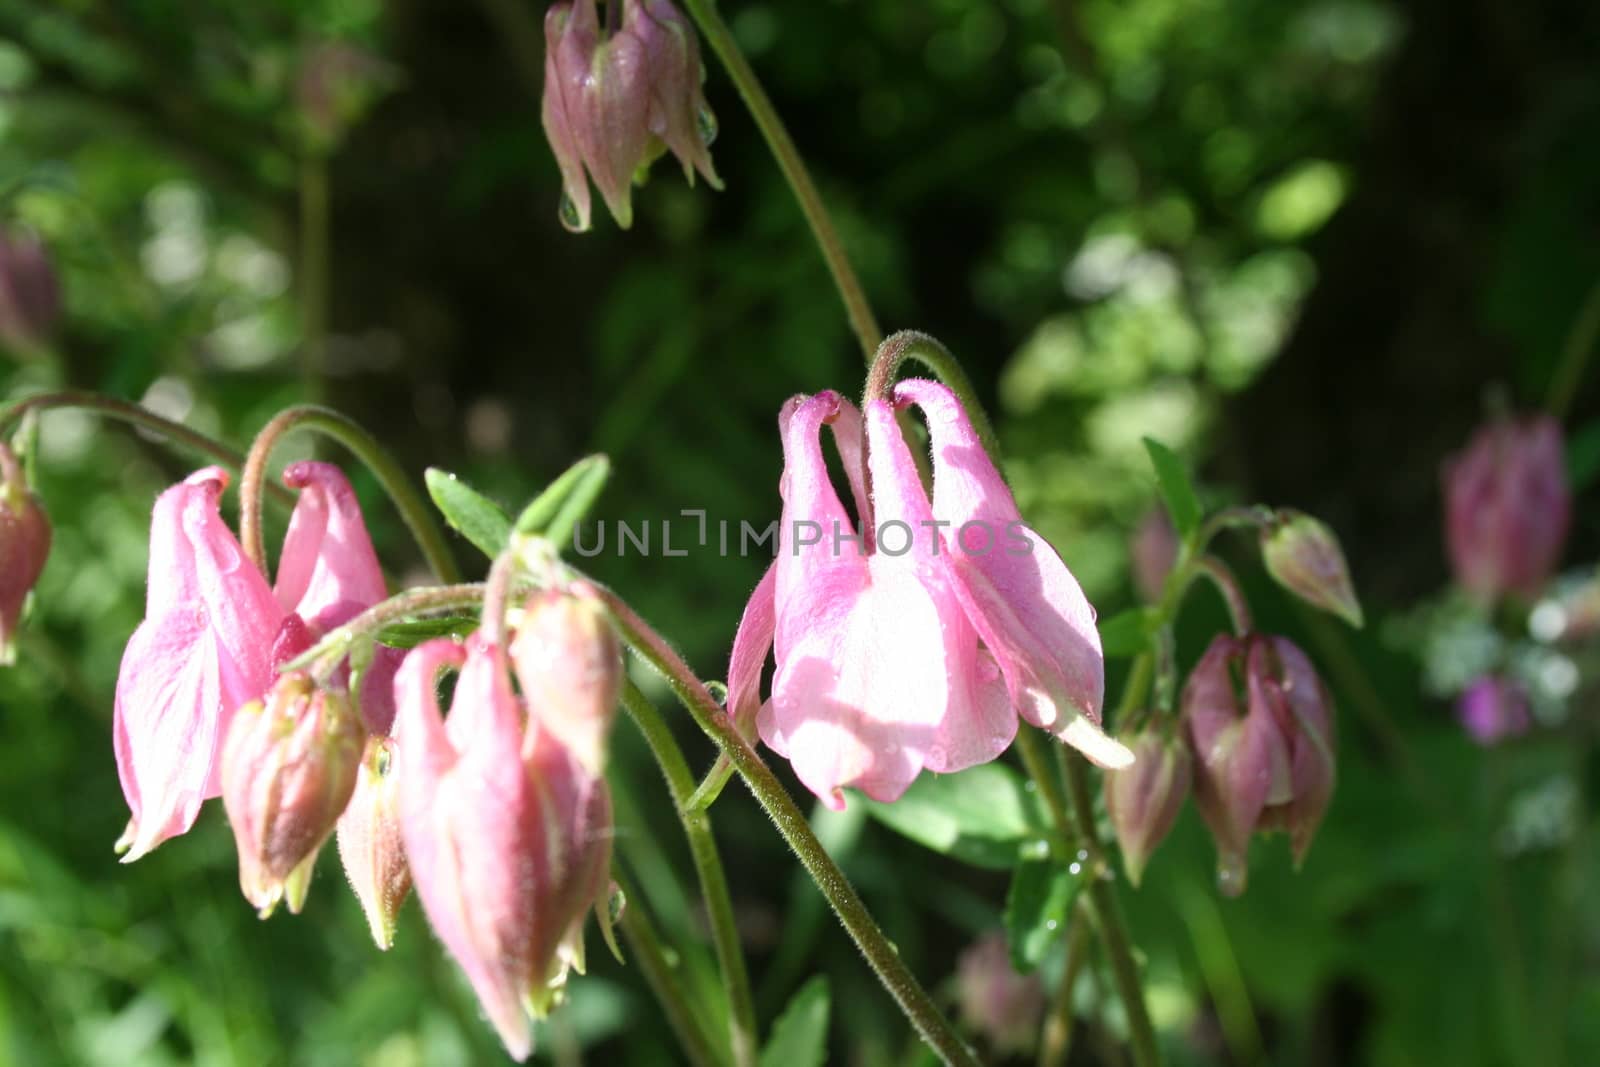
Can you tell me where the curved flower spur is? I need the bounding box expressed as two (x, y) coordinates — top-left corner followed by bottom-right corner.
(728, 379), (1130, 811)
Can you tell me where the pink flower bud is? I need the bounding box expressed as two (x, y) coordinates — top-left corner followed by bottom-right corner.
(0, 230), (60, 355)
(221, 673), (364, 916)
(510, 584), (622, 776)
(1444, 415), (1569, 602)
(1104, 724), (1191, 887)
(336, 735), (411, 948)
(542, 0), (719, 232)
(1456, 675), (1531, 746)
(955, 932), (1045, 1056)
(1130, 507), (1178, 604)
(396, 636), (612, 1061)
(1260, 509), (1363, 627)
(295, 41), (397, 151)
(1183, 634), (1335, 895)
(0, 443), (50, 665)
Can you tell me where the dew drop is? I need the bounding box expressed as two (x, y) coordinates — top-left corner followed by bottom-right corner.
(1215, 858), (1246, 897)
(704, 680), (729, 705)
(1045, 919), (1058, 932)
(697, 104), (719, 147)
(1075, 848), (1089, 863)
(558, 193), (587, 233)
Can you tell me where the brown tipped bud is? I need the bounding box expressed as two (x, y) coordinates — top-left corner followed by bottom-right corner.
(1183, 634), (1335, 895)
(0, 443), (50, 665)
(510, 584), (622, 776)
(336, 735), (411, 948)
(1104, 724), (1192, 887)
(1261, 509), (1363, 627)
(221, 673), (364, 917)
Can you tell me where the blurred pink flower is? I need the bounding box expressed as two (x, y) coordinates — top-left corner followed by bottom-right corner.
(1130, 507), (1178, 604)
(1444, 415), (1569, 602)
(955, 932), (1045, 1055)
(0, 441), (50, 664)
(1456, 675), (1532, 746)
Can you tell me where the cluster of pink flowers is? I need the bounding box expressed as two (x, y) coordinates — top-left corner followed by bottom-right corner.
(103, 459), (617, 1061)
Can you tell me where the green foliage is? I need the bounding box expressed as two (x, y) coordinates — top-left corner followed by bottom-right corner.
(862, 764), (1050, 870)
(424, 468), (512, 560)
(759, 977), (830, 1067)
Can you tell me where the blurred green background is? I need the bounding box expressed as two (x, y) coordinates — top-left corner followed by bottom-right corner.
(1, 0), (1598, 1064)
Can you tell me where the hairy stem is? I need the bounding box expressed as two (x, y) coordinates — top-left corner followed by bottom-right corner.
(238, 405), (460, 583)
(614, 868), (730, 1067)
(680, 0), (881, 359)
(282, 583), (487, 677)
(621, 681), (759, 1067)
(602, 590), (981, 1067)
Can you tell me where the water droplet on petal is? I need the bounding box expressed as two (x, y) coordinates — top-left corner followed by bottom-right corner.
(697, 105), (718, 147)
(558, 193), (587, 233)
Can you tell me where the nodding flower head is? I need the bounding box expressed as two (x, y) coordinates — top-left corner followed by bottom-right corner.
(394, 636), (612, 1060)
(726, 379), (1126, 812)
(542, 0), (720, 233)
(1183, 633), (1335, 895)
(510, 584), (623, 776)
(1104, 723), (1192, 887)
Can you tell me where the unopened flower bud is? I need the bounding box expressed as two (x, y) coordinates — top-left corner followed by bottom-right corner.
(955, 932), (1046, 1056)
(1444, 414), (1570, 602)
(1456, 675), (1531, 746)
(1104, 724), (1191, 887)
(1183, 633), (1335, 895)
(336, 735), (411, 948)
(510, 584), (622, 776)
(1130, 507), (1178, 604)
(542, 0), (719, 233)
(0, 443), (50, 665)
(295, 41), (397, 151)
(221, 673), (364, 917)
(1260, 509), (1363, 627)
(0, 230), (60, 355)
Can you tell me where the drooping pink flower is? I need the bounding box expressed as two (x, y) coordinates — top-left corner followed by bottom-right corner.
(728, 383), (1126, 811)
(1456, 675), (1532, 746)
(220, 672), (363, 916)
(510, 584), (623, 776)
(1183, 634), (1335, 895)
(0, 441), (51, 664)
(954, 932), (1046, 1056)
(114, 468), (286, 862)
(1443, 415), (1570, 602)
(274, 460), (400, 733)
(395, 636), (612, 1061)
(542, 0), (720, 232)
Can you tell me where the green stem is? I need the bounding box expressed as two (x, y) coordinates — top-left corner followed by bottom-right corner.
(1014, 727), (1074, 855)
(680, 0), (881, 360)
(621, 681), (759, 1067)
(1190, 555), (1252, 635)
(614, 868), (730, 1067)
(1059, 751), (1162, 1067)
(863, 330), (1001, 457)
(1547, 274), (1600, 419)
(0, 390), (295, 507)
(1037, 907), (1092, 1067)
(282, 583), (487, 677)
(238, 405), (461, 584)
(601, 589), (981, 1067)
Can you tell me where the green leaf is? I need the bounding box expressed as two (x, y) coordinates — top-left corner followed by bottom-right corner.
(425, 468), (512, 559)
(1142, 437), (1202, 537)
(512, 454), (611, 545)
(1099, 607), (1155, 657)
(1566, 418), (1600, 494)
(863, 764), (1050, 869)
(374, 615), (481, 649)
(760, 977), (830, 1067)
(1004, 859), (1085, 973)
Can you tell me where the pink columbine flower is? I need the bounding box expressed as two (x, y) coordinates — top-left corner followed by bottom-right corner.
(115, 461), (395, 862)
(510, 584), (623, 777)
(1184, 634), (1335, 895)
(395, 636), (612, 1061)
(727, 381), (1127, 811)
(0, 441), (51, 665)
(336, 735), (412, 949)
(1443, 415), (1570, 602)
(542, 0), (720, 232)
(114, 468), (286, 861)
(1104, 724), (1192, 887)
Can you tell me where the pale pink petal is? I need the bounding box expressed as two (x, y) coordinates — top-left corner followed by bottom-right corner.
(726, 561), (776, 737)
(542, 2), (594, 231)
(274, 461), (388, 632)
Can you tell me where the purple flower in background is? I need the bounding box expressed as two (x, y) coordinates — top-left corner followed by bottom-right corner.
(1456, 675), (1532, 746)
(1443, 415), (1569, 602)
